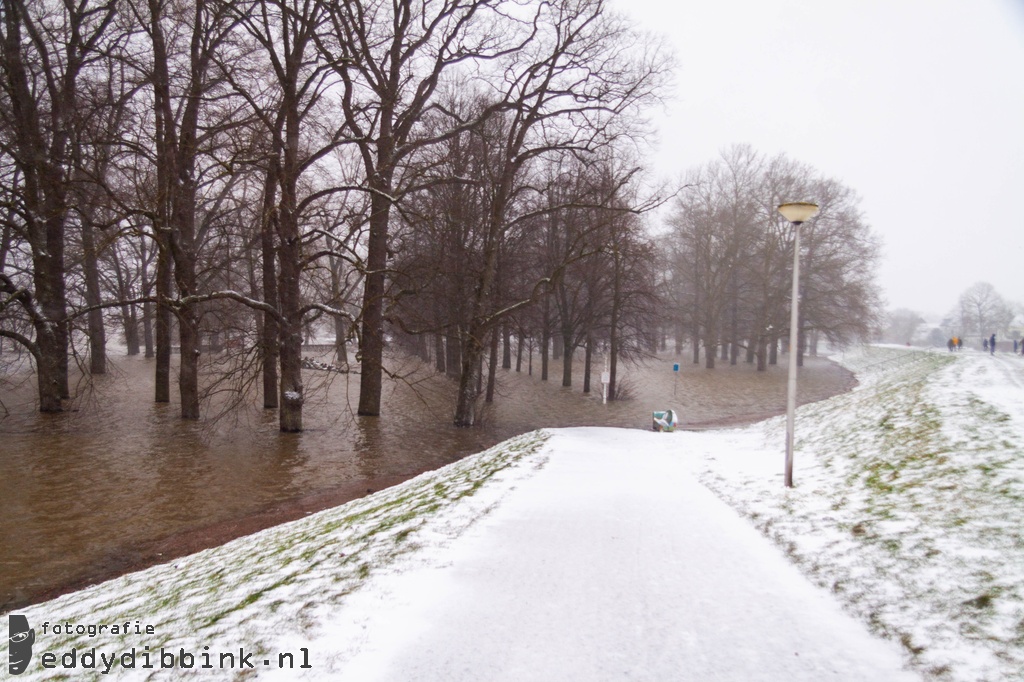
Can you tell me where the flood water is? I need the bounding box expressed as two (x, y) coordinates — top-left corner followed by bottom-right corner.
(0, 347), (853, 611)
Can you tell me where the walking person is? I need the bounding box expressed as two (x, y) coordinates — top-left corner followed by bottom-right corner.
(990, 333), (996, 355)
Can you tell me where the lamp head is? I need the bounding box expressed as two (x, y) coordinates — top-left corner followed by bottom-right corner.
(777, 202), (819, 224)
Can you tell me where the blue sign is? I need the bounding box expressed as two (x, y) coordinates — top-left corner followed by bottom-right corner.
(673, 363), (679, 372)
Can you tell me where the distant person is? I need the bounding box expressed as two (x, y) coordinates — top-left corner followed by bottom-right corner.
(983, 338), (989, 352)
(1014, 339), (1018, 353)
(947, 338), (955, 352)
(990, 333), (996, 355)
(957, 337), (963, 351)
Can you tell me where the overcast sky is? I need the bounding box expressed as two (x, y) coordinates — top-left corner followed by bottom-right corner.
(614, 0), (1024, 319)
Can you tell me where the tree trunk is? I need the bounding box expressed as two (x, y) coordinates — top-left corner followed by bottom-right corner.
(561, 331), (573, 387)
(154, 242), (172, 403)
(434, 333), (446, 373)
(34, 323), (65, 413)
(170, 181), (200, 420)
(446, 331), (461, 378)
(111, 241), (140, 356)
(705, 342), (716, 369)
(608, 249), (622, 401)
(276, 94), (305, 432)
(453, 185), (509, 426)
(704, 322), (717, 369)
(502, 322), (512, 369)
(124, 304), (141, 356)
(143, 301), (154, 358)
(485, 326), (499, 403)
(260, 164), (280, 409)
(476, 347), (484, 396)
(140, 237), (155, 358)
(583, 335), (593, 394)
(334, 316), (348, 365)
(80, 218), (107, 374)
(45, 217), (70, 401)
(277, 248), (303, 431)
(608, 320), (619, 401)
(541, 296), (550, 381)
(176, 305), (201, 419)
(357, 168), (394, 417)
(453, 330), (483, 426)
(797, 323), (806, 368)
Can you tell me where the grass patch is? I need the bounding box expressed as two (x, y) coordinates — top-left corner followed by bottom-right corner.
(697, 347), (1024, 680)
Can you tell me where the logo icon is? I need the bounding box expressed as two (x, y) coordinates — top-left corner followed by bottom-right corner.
(8, 615), (35, 675)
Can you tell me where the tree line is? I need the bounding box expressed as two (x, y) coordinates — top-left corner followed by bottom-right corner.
(0, 0), (674, 429)
(663, 145), (882, 370)
(0, 0), (883, 431)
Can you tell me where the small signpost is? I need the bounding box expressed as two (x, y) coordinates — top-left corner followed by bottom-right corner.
(673, 363), (679, 396)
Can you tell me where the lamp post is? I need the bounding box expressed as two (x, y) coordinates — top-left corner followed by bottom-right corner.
(777, 201), (819, 488)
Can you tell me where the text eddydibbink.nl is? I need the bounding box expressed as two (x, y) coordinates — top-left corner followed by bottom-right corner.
(8, 615), (312, 676)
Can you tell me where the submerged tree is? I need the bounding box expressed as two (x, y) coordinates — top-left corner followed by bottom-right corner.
(315, 0), (524, 418)
(0, 0), (118, 411)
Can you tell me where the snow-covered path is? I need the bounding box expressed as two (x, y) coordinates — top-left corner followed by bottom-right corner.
(336, 428), (920, 681)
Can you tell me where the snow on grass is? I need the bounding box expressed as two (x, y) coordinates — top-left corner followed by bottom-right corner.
(15, 430), (550, 679)
(693, 346), (1024, 680)
(11, 345), (1024, 681)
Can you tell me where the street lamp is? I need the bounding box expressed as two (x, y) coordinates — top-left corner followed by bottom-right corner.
(777, 201), (819, 488)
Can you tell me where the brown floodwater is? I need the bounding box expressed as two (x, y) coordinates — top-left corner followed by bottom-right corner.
(0, 347), (854, 611)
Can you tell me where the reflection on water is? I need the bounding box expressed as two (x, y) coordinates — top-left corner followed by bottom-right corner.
(0, 349), (852, 610)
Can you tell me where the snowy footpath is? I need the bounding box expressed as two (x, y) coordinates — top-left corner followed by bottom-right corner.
(334, 429), (918, 681)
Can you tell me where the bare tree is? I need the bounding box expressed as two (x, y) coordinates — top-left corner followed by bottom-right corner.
(0, 0), (118, 411)
(222, 0), (346, 431)
(446, 0), (668, 425)
(128, 0), (246, 417)
(313, 0), (525, 418)
(954, 282), (1013, 340)
(668, 152), (758, 368)
(668, 148), (881, 370)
